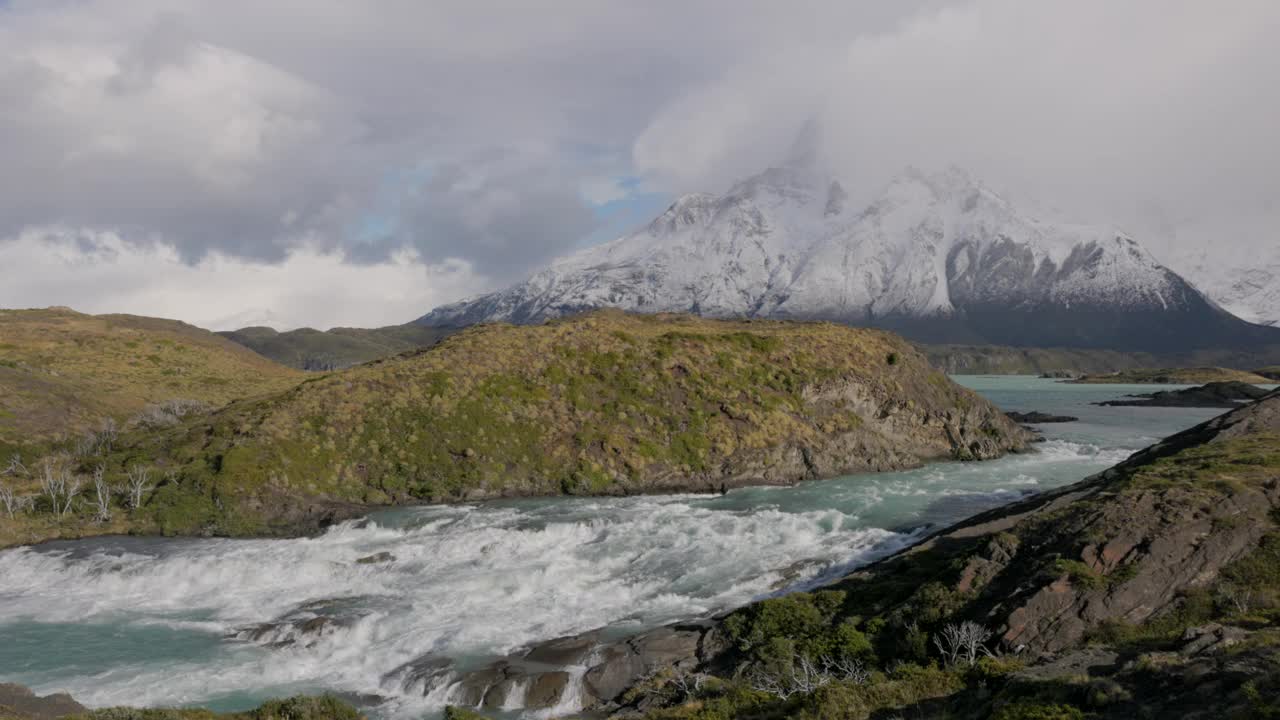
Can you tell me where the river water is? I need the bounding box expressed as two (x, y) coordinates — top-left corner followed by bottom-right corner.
(0, 377), (1235, 716)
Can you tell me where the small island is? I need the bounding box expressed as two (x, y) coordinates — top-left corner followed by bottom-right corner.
(1070, 366), (1272, 384)
(1096, 381), (1271, 408)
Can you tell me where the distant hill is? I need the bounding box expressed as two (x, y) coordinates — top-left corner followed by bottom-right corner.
(924, 344), (1280, 376)
(219, 323), (451, 370)
(0, 311), (1029, 547)
(0, 307), (302, 458)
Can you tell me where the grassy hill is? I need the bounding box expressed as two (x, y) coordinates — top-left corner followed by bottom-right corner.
(0, 308), (303, 459)
(1070, 366), (1273, 384)
(0, 311), (1028, 547)
(219, 323), (451, 370)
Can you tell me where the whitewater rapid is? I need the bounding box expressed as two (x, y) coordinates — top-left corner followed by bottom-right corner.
(0, 438), (1128, 715)
(0, 377), (1225, 717)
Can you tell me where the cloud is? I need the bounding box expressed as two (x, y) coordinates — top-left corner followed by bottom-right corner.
(633, 0), (1280, 256)
(1, 0), (1277, 326)
(0, 228), (479, 329)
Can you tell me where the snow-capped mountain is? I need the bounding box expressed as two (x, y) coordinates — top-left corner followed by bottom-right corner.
(1166, 248), (1280, 328)
(420, 166), (1280, 352)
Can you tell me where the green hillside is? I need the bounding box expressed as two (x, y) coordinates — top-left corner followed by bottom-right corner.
(0, 308), (303, 458)
(0, 311), (1028, 547)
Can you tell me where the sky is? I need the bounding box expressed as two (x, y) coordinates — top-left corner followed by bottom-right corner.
(1, 0), (1277, 330)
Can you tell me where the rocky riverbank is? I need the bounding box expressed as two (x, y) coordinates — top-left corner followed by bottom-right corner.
(426, 391), (1280, 718)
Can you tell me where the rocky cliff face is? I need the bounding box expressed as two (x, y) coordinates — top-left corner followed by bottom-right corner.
(430, 392), (1280, 718)
(420, 167), (1280, 353)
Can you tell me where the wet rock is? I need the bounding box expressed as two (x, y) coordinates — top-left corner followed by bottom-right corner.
(524, 671), (571, 709)
(523, 631), (600, 666)
(384, 655), (456, 696)
(451, 665), (505, 707)
(0, 684), (86, 720)
(355, 551), (396, 564)
(481, 669), (527, 710)
(582, 626), (705, 704)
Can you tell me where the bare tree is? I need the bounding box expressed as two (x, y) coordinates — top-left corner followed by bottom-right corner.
(98, 417), (118, 451)
(746, 653), (870, 699)
(62, 474), (83, 517)
(90, 466), (113, 523)
(934, 621), (993, 666)
(125, 465), (153, 510)
(40, 459), (67, 515)
(0, 480), (25, 518)
(670, 670), (707, 700)
(38, 458), (84, 517)
(1218, 583), (1254, 615)
(822, 656), (871, 684)
(2, 454), (25, 477)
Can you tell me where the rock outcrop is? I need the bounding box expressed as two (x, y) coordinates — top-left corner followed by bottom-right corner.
(1096, 380), (1269, 408)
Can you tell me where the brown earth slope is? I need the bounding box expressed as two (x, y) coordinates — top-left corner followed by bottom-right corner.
(0, 308), (302, 456)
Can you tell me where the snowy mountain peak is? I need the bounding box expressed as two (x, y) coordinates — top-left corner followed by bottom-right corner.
(420, 165), (1280, 352)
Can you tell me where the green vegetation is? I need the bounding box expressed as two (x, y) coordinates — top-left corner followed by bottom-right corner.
(0, 307), (303, 455)
(1117, 433), (1280, 493)
(1, 310), (1020, 547)
(218, 323), (450, 371)
(1071, 366), (1272, 384)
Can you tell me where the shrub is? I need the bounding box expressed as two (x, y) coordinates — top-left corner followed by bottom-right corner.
(990, 701), (1086, 720)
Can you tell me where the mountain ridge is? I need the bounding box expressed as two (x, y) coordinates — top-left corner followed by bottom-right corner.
(420, 166), (1280, 354)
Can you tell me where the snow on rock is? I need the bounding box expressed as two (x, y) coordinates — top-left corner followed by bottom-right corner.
(419, 166), (1249, 349)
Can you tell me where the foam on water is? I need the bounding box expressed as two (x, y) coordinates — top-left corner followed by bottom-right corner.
(0, 377), (1223, 716)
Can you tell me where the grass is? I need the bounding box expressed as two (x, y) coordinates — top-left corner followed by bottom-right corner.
(1, 310), (1022, 546)
(0, 307), (302, 454)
